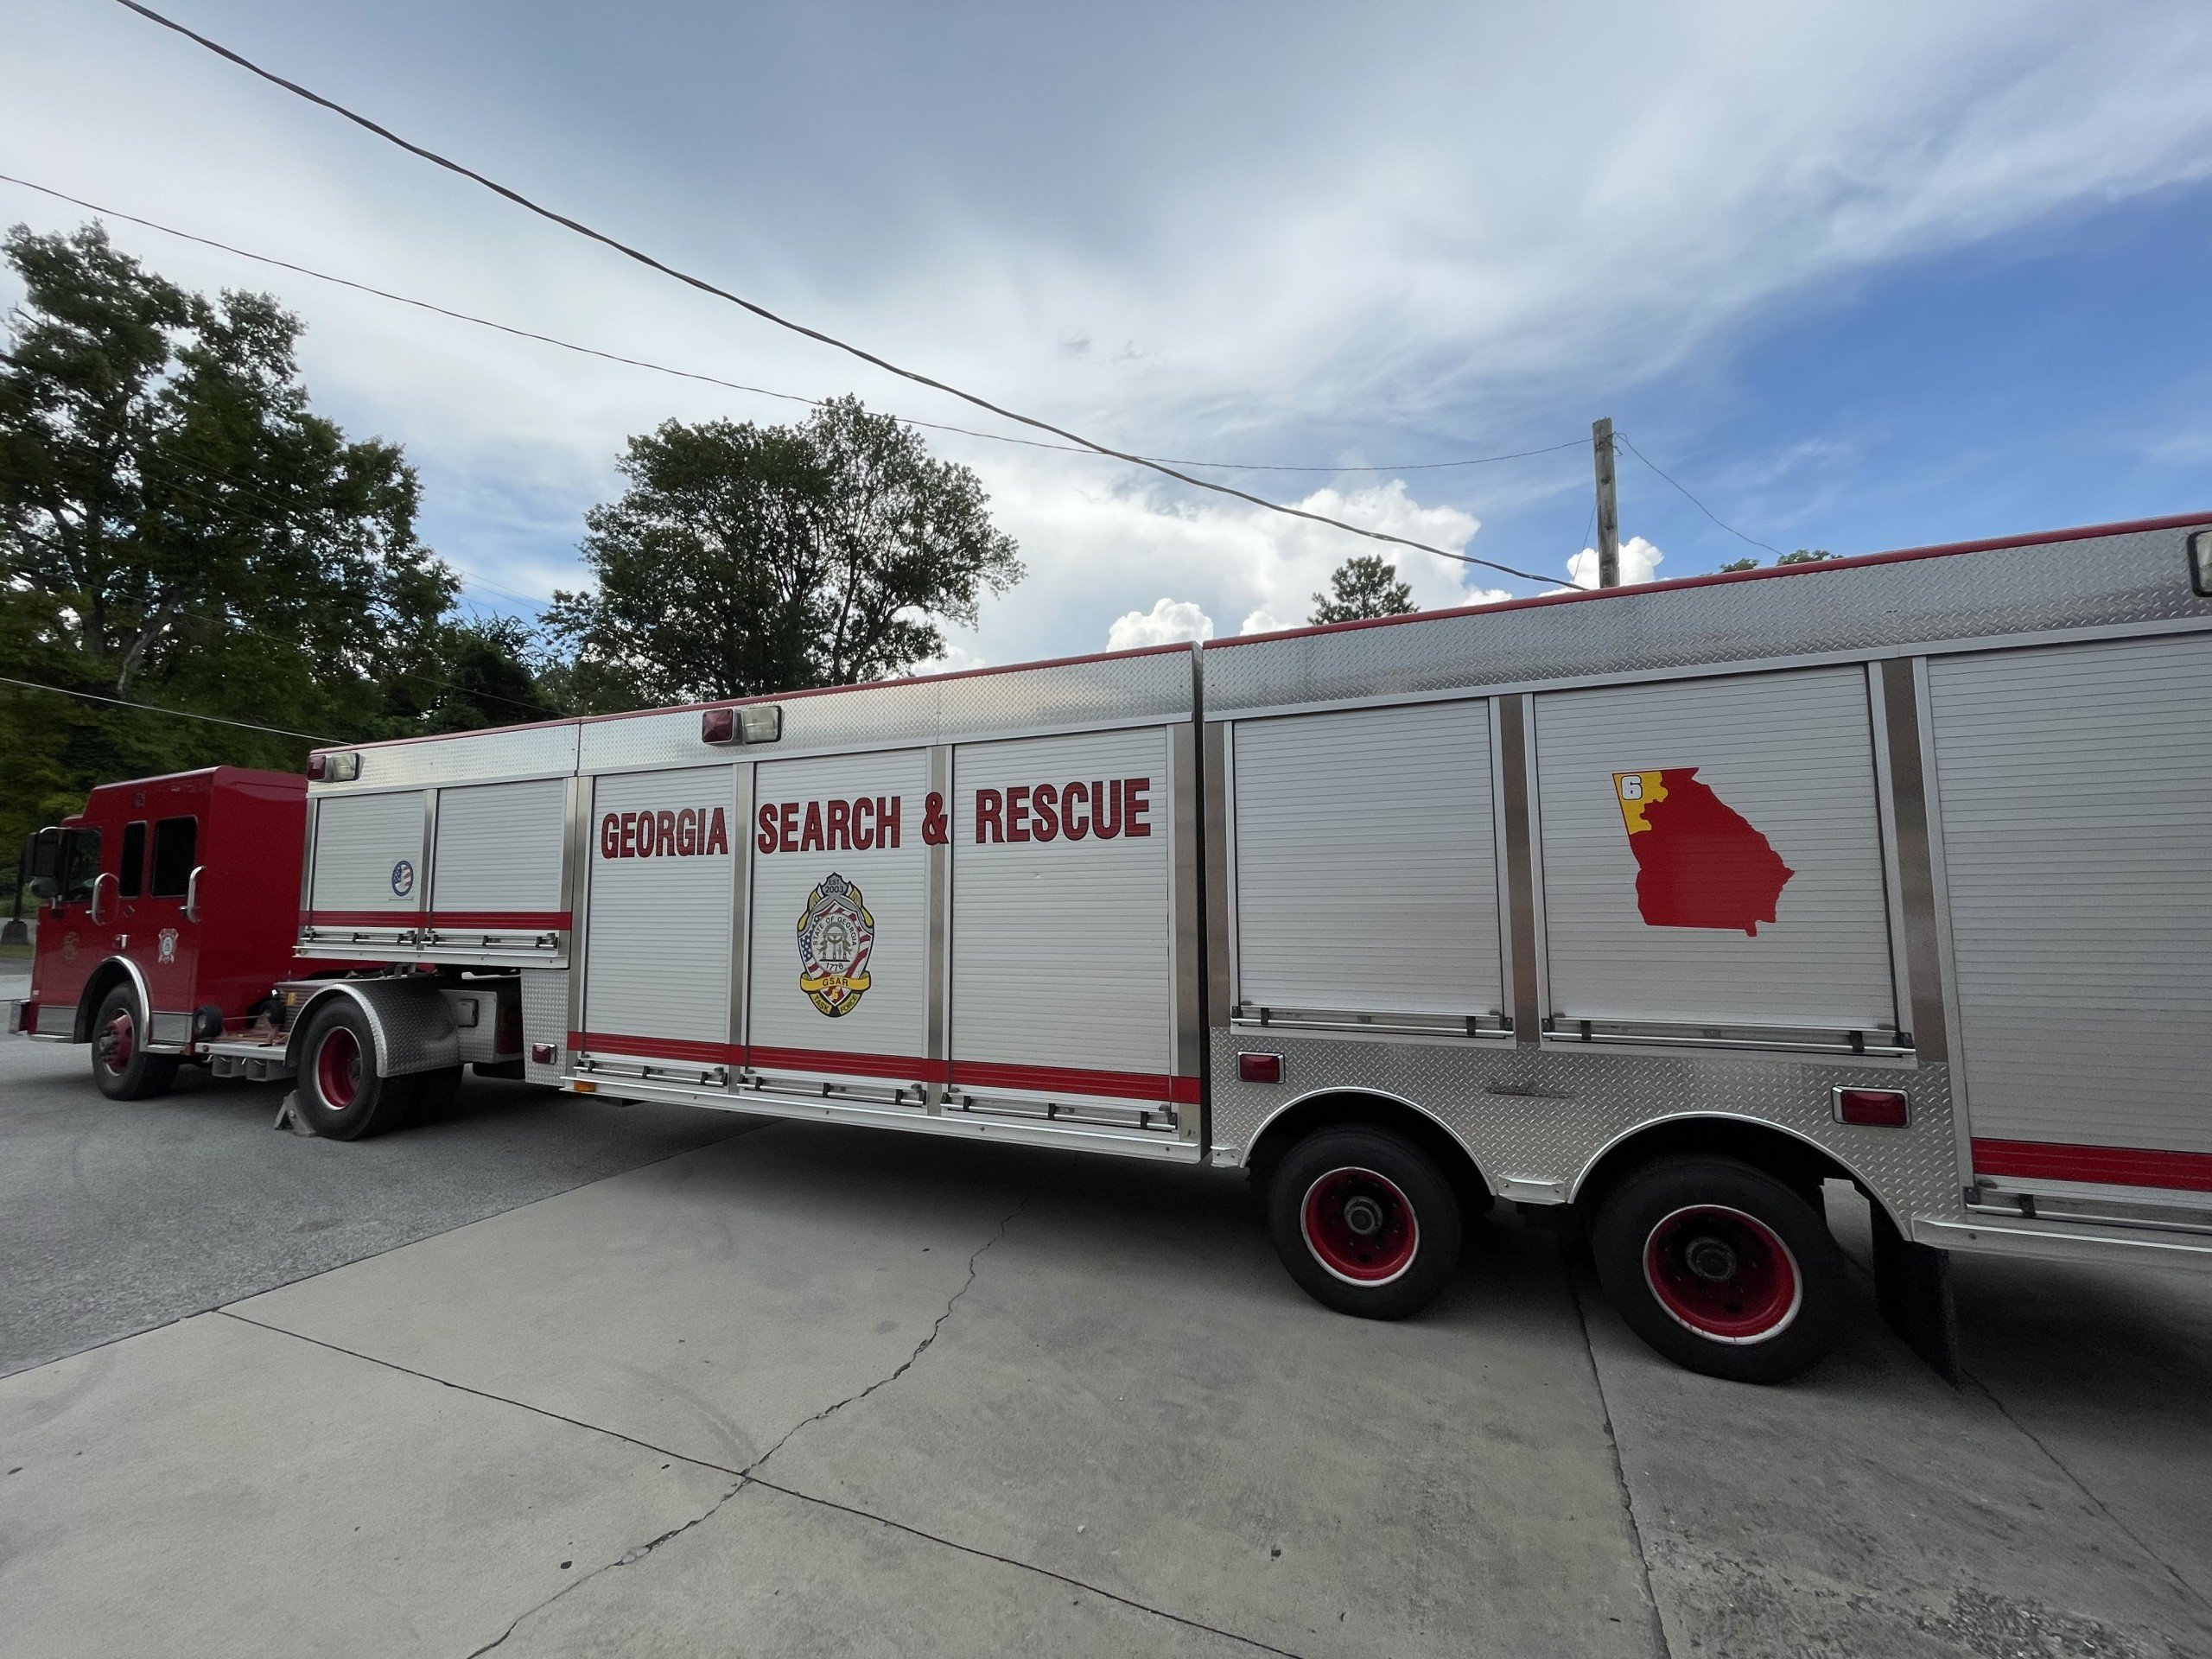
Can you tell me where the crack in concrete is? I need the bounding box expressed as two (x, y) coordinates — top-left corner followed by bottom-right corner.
(739, 1184), (1039, 1479)
(461, 1478), (748, 1657)
(224, 1180), (1305, 1659)
(1961, 1367), (2210, 1615)
(1563, 1252), (1677, 1659)
(744, 1471), (1310, 1658)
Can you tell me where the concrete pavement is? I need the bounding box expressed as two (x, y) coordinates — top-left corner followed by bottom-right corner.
(0, 1002), (741, 1376)
(4, 1072), (2210, 1656)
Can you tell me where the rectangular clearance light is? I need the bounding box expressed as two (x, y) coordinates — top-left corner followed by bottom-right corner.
(307, 752), (360, 783)
(702, 704), (783, 746)
(1832, 1087), (1910, 1128)
(1238, 1052), (1284, 1084)
(2191, 528), (2212, 597)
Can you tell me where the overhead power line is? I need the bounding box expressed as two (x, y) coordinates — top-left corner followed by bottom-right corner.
(108, 0), (1560, 588)
(0, 673), (340, 741)
(3, 169), (1587, 481)
(1616, 434), (1784, 558)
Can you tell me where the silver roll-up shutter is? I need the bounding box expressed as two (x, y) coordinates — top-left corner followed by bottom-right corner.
(580, 766), (737, 1058)
(430, 778), (569, 919)
(308, 791), (427, 918)
(1230, 701), (1503, 1021)
(1929, 633), (2212, 1157)
(1533, 666), (1897, 1032)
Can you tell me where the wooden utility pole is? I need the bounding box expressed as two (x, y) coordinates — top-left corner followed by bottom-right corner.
(1592, 417), (1620, 588)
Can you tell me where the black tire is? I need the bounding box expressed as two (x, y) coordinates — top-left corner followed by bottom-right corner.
(91, 983), (180, 1101)
(291, 998), (415, 1141)
(1592, 1154), (1846, 1384)
(1268, 1126), (1463, 1320)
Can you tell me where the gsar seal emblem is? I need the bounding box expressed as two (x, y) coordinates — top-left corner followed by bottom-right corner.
(797, 874), (874, 1017)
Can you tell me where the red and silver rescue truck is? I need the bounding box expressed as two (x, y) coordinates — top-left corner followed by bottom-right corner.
(14, 513), (2212, 1382)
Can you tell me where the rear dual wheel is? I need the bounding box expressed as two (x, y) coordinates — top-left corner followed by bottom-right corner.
(292, 1000), (458, 1139)
(1592, 1155), (1845, 1384)
(1268, 1126), (1463, 1320)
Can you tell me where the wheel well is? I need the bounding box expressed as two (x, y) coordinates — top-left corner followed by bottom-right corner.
(1245, 1090), (1491, 1214)
(73, 961), (137, 1043)
(1573, 1116), (1867, 1222)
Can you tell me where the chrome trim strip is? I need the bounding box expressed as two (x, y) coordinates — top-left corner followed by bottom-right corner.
(1495, 694), (1541, 1046)
(1878, 657), (1948, 1062)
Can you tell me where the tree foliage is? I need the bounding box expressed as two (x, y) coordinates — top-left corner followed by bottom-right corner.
(1311, 555), (1417, 624)
(1718, 548), (1833, 573)
(0, 221), (546, 880)
(543, 397), (1022, 709)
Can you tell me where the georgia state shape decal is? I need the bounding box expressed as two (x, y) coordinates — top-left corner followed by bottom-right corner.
(1612, 770), (1794, 936)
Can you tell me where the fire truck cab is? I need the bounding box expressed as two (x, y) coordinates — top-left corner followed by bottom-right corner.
(12, 767), (308, 1098)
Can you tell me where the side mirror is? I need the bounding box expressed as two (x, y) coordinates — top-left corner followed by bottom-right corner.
(26, 875), (57, 903)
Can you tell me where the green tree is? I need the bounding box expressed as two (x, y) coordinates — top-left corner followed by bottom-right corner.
(0, 221), (475, 858)
(1777, 548), (1834, 564)
(1717, 556), (1762, 573)
(543, 397), (1023, 708)
(1311, 555), (1416, 623)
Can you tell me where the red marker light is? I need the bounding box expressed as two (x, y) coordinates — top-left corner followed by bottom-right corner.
(1238, 1052), (1284, 1084)
(701, 707), (738, 745)
(1833, 1087), (1910, 1128)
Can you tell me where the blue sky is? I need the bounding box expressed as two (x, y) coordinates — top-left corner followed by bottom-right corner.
(5, 1), (2209, 666)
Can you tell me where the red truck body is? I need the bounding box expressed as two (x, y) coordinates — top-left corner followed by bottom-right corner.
(17, 767), (309, 1050)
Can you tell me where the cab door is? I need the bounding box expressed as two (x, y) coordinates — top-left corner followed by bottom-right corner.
(131, 808), (203, 1019)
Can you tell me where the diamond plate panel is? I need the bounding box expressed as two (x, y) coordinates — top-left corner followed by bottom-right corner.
(1211, 1029), (1965, 1227)
(576, 649), (1192, 772)
(521, 969), (569, 1085)
(312, 723), (580, 793)
(1203, 524), (2212, 713)
(286, 979), (460, 1077)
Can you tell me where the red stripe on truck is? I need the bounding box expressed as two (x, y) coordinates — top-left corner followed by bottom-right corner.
(1973, 1138), (2212, 1194)
(569, 1032), (744, 1065)
(750, 1046), (949, 1084)
(307, 910), (423, 927)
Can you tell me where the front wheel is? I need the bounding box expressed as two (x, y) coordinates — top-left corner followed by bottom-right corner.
(1592, 1154), (1846, 1384)
(292, 999), (415, 1140)
(1268, 1126), (1463, 1320)
(92, 984), (180, 1101)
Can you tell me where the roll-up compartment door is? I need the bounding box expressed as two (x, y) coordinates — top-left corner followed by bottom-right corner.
(951, 726), (1179, 1110)
(1929, 634), (2212, 1167)
(308, 791), (427, 925)
(1533, 667), (1897, 1033)
(747, 748), (931, 1089)
(1232, 701), (1502, 1024)
(429, 778), (571, 954)
(581, 766), (738, 1066)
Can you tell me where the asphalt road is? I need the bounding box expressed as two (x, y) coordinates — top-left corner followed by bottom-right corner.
(5, 995), (2210, 1656)
(0, 976), (743, 1376)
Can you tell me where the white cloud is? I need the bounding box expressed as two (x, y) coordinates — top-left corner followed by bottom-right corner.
(901, 641), (989, 677)
(1240, 606), (1292, 635)
(1564, 535), (1665, 591)
(9, 1), (2212, 657)
(1106, 598), (1213, 651)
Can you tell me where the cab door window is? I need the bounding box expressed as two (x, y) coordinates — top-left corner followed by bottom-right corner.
(118, 821), (148, 899)
(60, 828), (102, 904)
(150, 817), (198, 898)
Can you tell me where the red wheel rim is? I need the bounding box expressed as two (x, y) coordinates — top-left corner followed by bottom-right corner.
(1300, 1166), (1419, 1286)
(1643, 1205), (1802, 1344)
(315, 1027), (363, 1110)
(97, 1010), (135, 1075)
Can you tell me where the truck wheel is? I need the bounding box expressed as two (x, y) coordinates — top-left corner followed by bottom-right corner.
(1592, 1155), (1846, 1384)
(92, 984), (180, 1101)
(1268, 1126), (1463, 1320)
(293, 999), (414, 1141)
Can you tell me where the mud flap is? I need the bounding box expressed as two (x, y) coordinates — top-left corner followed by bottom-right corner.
(1872, 1204), (1960, 1383)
